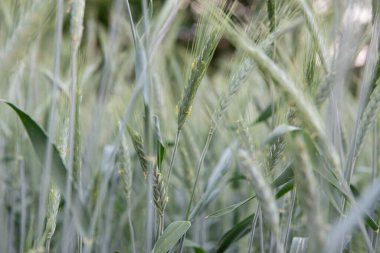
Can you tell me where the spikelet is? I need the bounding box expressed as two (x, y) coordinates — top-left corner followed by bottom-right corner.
(177, 0), (227, 131)
(127, 125), (150, 175)
(347, 78), (380, 181)
(179, 147), (194, 192)
(298, 0), (329, 73)
(117, 131), (132, 199)
(236, 120), (255, 152)
(213, 58), (254, 123)
(266, 137), (285, 172)
(70, 0), (85, 50)
(153, 166), (167, 216)
(45, 186), (61, 249)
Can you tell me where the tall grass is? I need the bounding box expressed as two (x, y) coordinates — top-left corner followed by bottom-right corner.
(0, 0), (380, 252)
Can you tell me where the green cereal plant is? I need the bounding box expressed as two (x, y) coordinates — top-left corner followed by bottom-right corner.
(294, 137), (324, 253)
(345, 78), (380, 184)
(239, 150), (284, 253)
(62, 1), (86, 252)
(165, 0), (228, 212)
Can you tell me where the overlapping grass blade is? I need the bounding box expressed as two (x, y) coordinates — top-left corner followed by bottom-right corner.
(0, 100), (90, 237)
(152, 221), (191, 253)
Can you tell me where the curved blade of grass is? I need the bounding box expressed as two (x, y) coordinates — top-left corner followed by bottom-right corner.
(207, 163), (295, 218)
(152, 221), (191, 253)
(275, 180), (294, 199)
(263, 124), (301, 146)
(183, 239), (206, 253)
(189, 146), (234, 220)
(153, 116), (166, 170)
(0, 100), (90, 236)
(251, 101), (275, 125)
(324, 180), (380, 253)
(214, 213), (255, 253)
(350, 184), (379, 232)
(272, 163), (294, 188)
(206, 194), (256, 218)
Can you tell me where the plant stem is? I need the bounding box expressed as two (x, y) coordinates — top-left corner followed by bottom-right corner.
(165, 130), (181, 192)
(37, 0), (63, 241)
(185, 126), (215, 220)
(248, 205), (261, 253)
(178, 126), (215, 253)
(127, 207), (137, 253)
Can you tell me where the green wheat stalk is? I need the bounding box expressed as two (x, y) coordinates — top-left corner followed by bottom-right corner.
(294, 137), (324, 253)
(239, 150), (284, 253)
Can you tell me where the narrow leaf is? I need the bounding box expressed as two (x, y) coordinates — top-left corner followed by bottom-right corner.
(207, 163), (295, 219)
(275, 180), (294, 199)
(272, 163), (294, 188)
(263, 124), (301, 145)
(183, 239), (206, 253)
(152, 221), (191, 253)
(206, 194), (256, 218)
(214, 213), (255, 253)
(0, 100), (90, 236)
(252, 102), (274, 125)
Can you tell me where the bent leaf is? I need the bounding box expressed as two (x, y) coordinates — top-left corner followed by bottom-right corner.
(0, 100), (89, 236)
(152, 221), (191, 253)
(214, 213), (255, 253)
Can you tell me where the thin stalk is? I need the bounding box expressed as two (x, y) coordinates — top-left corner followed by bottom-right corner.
(165, 130), (180, 193)
(284, 188), (296, 251)
(37, 0), (63, 240)
(127, 208), (137, 253)
(185, 126), (215, 220)
(158, 213), (164, 236)
(144, 104), (154, 253)
(62, 42), (79, 253)
(62, 1), (85, 252)
(178, 127), (215, 253)
(259, 209), (264, 253)
(371, 120), (378, 251)
(374, 231), (379, 252)
(163, 130), (180, 248)
(140, 0), (155, 251)
(248, 205), (261, 253)
(19, 159), (26, 253)
(78, 235), (82, 253)
(371, 120), (377, 184)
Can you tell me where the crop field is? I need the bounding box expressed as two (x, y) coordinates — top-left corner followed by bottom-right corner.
(0, 0), (379, 252)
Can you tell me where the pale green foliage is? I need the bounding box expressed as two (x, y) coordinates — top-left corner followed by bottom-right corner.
(0, 0), (379, 252)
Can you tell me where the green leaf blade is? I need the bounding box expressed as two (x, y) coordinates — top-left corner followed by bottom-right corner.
(152, 221), (191, 253)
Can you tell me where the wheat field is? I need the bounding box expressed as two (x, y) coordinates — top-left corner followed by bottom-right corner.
(0, 0), (379, 252)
